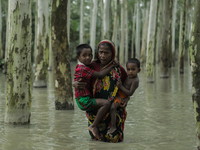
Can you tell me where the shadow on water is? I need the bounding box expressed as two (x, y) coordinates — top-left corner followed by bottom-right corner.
(0, 61), (197, 150)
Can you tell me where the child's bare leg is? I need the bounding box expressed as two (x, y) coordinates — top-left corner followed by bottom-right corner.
(108, 102), (119, 134)
(88, 98), (111, 139)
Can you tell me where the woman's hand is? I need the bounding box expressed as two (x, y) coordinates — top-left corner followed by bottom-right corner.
(116, 80), (122, 88)
(72, 78), (87, 89)
(113, 60), (120, 67)
(119, 97), (130, 108)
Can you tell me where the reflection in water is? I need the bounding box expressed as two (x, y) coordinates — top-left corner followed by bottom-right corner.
(0, 62), (197, 150)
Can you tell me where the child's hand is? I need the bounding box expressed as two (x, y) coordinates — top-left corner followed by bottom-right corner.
(116, 80), (122, 87)
(113, 60), (120, 67)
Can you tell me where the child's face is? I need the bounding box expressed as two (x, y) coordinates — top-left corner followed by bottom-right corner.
(126, 63), (140, 78)
(77, 48), (93, 66)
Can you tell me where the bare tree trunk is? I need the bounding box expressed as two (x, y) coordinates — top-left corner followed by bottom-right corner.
(79, 0), (84, 44)
(67, 0), (70, 45)
(131, 4), (136, 58)
(125, 0), (128, 63)
(140, 3), (149, 65)
(179, 0), (186, 74)
(0, 0), (3, 62)
(168, 0), (173, 68)
(146, 0), (157, 83)
(172, 0), (177, 66)
(3, 0), (11, 74)
(189, 0), (200, 148)
(90, 0), (98, 58)
(135, 1), (140, 59)
(5, 0), (32, 124)
(119, 0), (125, 64)
(112, 0), (119, 60)
(160, 0), (169, 78)
(155, 0), (162, 64)
(51, 0), (74, 110)
(103, 0), (110, 39)
(33, 0), (49, 87)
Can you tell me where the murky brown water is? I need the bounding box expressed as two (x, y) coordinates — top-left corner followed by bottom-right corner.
(0, 61), (197, 150)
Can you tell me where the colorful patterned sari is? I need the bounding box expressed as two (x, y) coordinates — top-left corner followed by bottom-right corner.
(86, 61), (127, 143)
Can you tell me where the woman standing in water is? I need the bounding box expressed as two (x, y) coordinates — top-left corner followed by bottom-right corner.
(73, 40), (129, 142)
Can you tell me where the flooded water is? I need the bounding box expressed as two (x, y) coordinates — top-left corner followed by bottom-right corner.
(0, 61), (197, 150)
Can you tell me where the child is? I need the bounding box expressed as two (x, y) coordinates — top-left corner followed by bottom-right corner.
(74, 44), (118, 140)
(108, 58), (141, 134)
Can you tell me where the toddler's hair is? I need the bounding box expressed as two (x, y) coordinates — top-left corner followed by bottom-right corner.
(126, 58), (140, 68)
(76, 44), (92, 56)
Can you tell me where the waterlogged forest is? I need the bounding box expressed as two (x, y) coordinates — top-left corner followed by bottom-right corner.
(0, 0), (200, 149)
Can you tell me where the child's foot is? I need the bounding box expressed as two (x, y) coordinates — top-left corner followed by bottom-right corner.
(88, 125), (100, 140)
(107, 126), (117, 134)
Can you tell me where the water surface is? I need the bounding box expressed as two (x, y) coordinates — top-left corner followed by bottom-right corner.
(0, 62), (196, 150)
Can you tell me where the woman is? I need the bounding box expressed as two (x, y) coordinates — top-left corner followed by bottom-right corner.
(73, 40), (129, 142)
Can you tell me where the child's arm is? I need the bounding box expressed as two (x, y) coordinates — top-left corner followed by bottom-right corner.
(117, 79), (139, 96)
(92, 60), (119, 78)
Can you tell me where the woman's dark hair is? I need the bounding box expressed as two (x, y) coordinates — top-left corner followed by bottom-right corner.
(76, 44), (92, 56)
(126, 58), (140, 68)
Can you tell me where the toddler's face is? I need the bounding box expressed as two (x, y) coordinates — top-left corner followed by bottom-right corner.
(126, 63), (140, 78)
(77, 48), (93, 66)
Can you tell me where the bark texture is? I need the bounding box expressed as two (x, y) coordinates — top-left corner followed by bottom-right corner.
(146, 0), (157, 83)
(179, 0), (186, 74)
(33, 0), (49, 87)
(160, 0), (169, 78)
(189, 0), (200, 148)
(51, 0), (74, 110)
(5, 0), (32, 124)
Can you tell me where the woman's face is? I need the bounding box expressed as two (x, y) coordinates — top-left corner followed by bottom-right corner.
(98, 44), (113, 66)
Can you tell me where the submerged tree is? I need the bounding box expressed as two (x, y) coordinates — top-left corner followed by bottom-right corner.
(5, 0), (32, 124)
(0, 0), (2, 63)
(179, 0), (186, 74)
(160, 0), (169, 78)
(33, 0), (49, 87)
(146, 0), (157, 83)
(90, 0), (98, 57)
(189, 0), (200, 148)
(51, 0), (74, 110)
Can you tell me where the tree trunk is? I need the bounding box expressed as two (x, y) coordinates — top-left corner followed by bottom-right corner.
(131, 4), (136, 58)
(103, 0), (110, 39)
(111, 0), (119, 60)
(167, 0), (173, 68)
(189, 1), (200, 148)
(155, 0), (162, 64)
(119, 0), (125, 64)
(146, 0), (157, 83)
(67, 0), (70, 45)
(3, 0), (11, 74)
(79, 0), (84, 44)
(33, 0), (49, 87)
(172, 0), (177, 66)
(179, 0), (186, 74)
(140, 3), (149, 64)
(90, 0), (98, 58)
(160, 0), (169, 78)
(0, 0), (2, 62)
(51, 0), (74, 110)
(124, 0), (128, 63)
(135, 1), (140, 59)
(5, 0), (32, 124)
